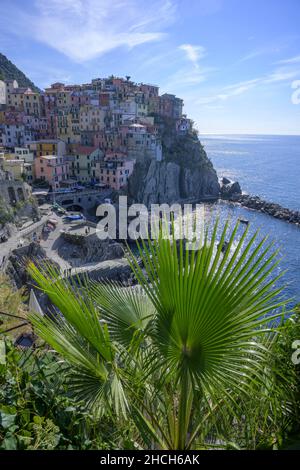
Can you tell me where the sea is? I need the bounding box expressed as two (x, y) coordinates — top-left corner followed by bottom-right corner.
(200, 134), (300, 304)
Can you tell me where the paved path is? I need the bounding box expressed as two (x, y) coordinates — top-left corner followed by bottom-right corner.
(0, 215), (50, 267)
(1, 211), (128, 278)
(67, 257), (128, 278)
(39, 214), (71, 271)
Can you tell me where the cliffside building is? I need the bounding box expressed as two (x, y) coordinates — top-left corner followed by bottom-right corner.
(1, 75), (189, 190)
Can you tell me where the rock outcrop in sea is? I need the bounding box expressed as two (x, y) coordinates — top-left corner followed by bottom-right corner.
(232, 194), (300, 225)
(220, 177), (242, 198)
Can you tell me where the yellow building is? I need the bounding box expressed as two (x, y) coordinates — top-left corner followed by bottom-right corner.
(3, 151), (16, 160)
(56, 109), (81, 144)
(28, 139), (66, 157)
(56, 90), (72, 108)
(79, 105), (106, 132)
(1, 159), (25, 180)
(7, 86), (41, 116)
(23, 89), (41, 116)
(69, 145), (102, 182)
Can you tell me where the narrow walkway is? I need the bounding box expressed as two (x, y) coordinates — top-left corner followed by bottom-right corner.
(39, 215), (71, 271)
(0, 215), (49, 266)
(65, 257), (128, 278)
(1, 211), (128, 278)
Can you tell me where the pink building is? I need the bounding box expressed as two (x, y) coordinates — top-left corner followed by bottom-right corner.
(95, 157), (135, 190)
(34, 155), (69, 190)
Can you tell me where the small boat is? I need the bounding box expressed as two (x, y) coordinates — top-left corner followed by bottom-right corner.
(64, 213), (86, 223)
(239, 218), (249, 225)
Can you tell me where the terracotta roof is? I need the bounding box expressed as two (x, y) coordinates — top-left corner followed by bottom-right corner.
(73, 145), (98, 155)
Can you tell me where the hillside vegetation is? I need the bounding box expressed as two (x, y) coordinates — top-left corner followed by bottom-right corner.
(0, 53), (40, 92)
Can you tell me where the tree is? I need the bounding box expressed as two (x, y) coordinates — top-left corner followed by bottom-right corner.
(28, 219), (298, 449)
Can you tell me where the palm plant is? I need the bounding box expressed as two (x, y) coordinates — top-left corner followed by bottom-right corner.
(28, 218), (296, 449)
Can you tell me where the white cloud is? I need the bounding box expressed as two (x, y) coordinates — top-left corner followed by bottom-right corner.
(196, 67), (300, 105)
(276, 55), (300, 65)
(197, 78), (260, 104)
(179, 44), (206, 68)
(264, 69), (300, 83)
(1, 0), (176, 62)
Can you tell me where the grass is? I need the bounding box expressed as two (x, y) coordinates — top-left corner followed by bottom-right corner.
(0, 274), (30, 339)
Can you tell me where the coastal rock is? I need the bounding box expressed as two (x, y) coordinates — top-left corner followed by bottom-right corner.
(220, 180), (242, 198)
(221, 177), (231, 185)
(128, 132), (220, 206)
(229, 194), (300, 226)
(5, 242), (59, 289)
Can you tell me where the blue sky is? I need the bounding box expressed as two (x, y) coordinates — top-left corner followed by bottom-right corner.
(1, 0), (300, 134)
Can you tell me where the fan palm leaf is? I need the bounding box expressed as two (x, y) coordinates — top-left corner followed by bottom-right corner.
(28, 218), (292, 449)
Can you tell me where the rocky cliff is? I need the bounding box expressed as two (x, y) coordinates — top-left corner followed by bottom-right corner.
(128, 129), (220, 206)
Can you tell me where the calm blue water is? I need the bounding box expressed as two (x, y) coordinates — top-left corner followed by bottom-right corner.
(202, 134), (300, 211)
(200, 134), (300, 304)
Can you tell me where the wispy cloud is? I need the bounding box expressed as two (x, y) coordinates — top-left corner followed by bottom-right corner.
(0, 0), (176, 62)
(197, 78), (260, 104)
(264, 69), (300, 83)
(240, 45), (282, 62)
(276, 54), (300, 65)
(179, 44), (206, 68)
(196, 67), (300, 105)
